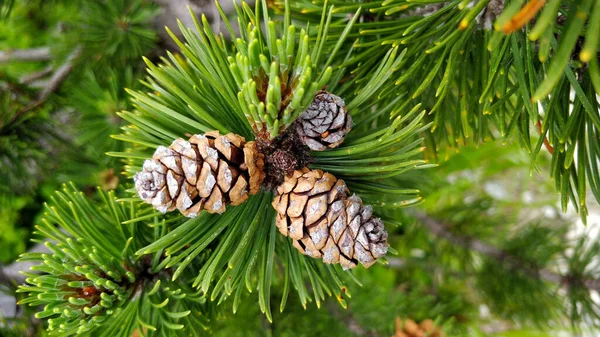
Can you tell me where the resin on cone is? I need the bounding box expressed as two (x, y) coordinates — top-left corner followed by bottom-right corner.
(272, 168), (388, 269)
(295, 91), (352, 151)
(134, 131), (265, 217)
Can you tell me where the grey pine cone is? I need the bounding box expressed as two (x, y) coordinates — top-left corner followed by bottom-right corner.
(295, 91), (352, 151)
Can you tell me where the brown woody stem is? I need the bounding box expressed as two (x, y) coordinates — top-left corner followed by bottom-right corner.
(503, 0), (546, 34)
(536, 120), (554, 155)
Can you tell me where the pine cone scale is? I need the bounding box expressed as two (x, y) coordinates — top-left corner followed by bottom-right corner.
(217, 159), (235, 192)
(181, 156), (199, 186)
(244, 141), (265, 194)
(322, 237), (340, 264)
(166, 170), (182, 199)
(272, 194), (288, 214)
(288, 216), (304, 240)
(198, 163), (216, 197)
(330, 213), (346, 243)
(304, 194), (328, 226)
(308, 219), (328, 248)
(287, 193), (308, 218)
(229, 176), (249, 205)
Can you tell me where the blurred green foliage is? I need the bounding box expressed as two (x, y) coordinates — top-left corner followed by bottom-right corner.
(0, 196), (32, 263)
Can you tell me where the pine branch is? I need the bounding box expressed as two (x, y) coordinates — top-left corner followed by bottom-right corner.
(4, 47), (82, 127)
(19, 66), (53, 85)
(38, 46), (81, 100)
(386, 257), (464, 280)
(386, 257), (406, 269)
(277, 0), (600, 219)
(584, 278), (600, 293)
(413, 212), (600, 293)
(0, 47), (51, 63)
(114, 2), (425, 321)
(17, 184), (214, 336)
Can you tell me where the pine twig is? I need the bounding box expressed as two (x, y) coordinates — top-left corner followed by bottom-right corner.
(19, 65), (53, 84)
(386, 257), (406, 268)
(386, 257), (464, 279)
(584, 278), (600, 292)
(4, 47), (82, 127)
(536, 120), (554, 155)
(413, 212), (600, 292)
(0, 47), (52, 63)
(38, 46), (82, 100)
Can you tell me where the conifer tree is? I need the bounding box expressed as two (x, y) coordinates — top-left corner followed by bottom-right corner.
(1, 0), (600, 336)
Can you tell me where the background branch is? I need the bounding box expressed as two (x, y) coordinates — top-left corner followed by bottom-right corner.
(0, 47), (51, 63)
(3, 47), (83, 128)
(38, 47), (81, 100)
(412, 212), (599, 292)
(19, 66), (53, 85)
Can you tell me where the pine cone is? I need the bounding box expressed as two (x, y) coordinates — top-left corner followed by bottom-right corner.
(295, 91), (352, 151)
(134, 131), (265, 217)
(393, 318), (444, 337)
(271, 168), (388, 269)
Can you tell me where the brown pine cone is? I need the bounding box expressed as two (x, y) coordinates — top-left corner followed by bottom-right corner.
(394, 318), (444, 337)
(134, 131), (265, 217)
(295, 91), (352, 151)
(271, 168), (388, 269)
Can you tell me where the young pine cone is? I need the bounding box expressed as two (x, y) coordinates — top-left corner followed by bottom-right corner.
(271, 168), (388, 269)
(295, 91), (352, 151)
(134, 131), (265, 217)
(394, 318), (444, 337)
